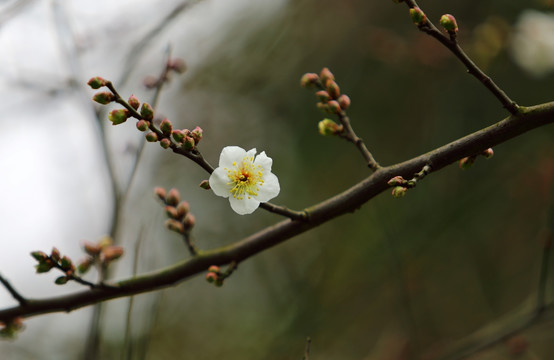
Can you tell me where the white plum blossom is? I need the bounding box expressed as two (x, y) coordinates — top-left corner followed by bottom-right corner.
(209, 146), (280, 215)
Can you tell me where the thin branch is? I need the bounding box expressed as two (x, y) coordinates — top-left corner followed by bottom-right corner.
(1, 101), (552, 321)
(402, 0), (519, 114)
(302, 337), (311, 360)
(337, 111), (381, 170)
(0, 274), (27, 306)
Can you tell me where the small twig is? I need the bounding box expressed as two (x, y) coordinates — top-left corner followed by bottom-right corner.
(259, 203), (309, 221)
(0, 274), (27, 306)
(337, 111), (380, 170)
(402, 0), (519, 115)
(302, 337), (311, 360)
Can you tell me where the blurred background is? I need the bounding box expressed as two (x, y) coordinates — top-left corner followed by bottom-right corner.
(0, 0), (552, 359)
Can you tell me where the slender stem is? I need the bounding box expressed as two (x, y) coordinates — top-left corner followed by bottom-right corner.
(403, 0), (519, 114)
(0, 274), (27, 306)
(337, 111), (380, 170)
(302, 337), (311, 360)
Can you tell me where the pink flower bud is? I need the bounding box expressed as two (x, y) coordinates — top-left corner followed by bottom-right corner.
(160, 118), (173, 134)
(87, 77), (107, 89)
(101, 246), (124, 263)
(320, 67), (335, 84)
(481, 148), (494, 159)
(140, 103), (154, 121)
(199, 180), (211, 190)
(168, 58), (187, 73)
(315, 90), (331, 103)
(128, 94), (140, 110)
(108, 109), (129, 125)
(327, 100), (341, 114)
(440, 14), (458, 33)
(145, 132), (158, 142)
(92, 92), (115, 105)
(60, 256), (73, 271)
(176, 201), (190, 218)
(409, 7), (427, 26)
(50, 247), (61, 262)
(183, 136), (195, 150)
(166, 188), (180, 206)
(136, 120), (149, 132)
(191, 126), (203, 144)
(337, 94), (351, 110)
(387, 176), (406, 187)
(172, 129), (185, 143)
(459, 155), (476, 169)
(143, 76), (158, 89)
(183, 213), (196, 231)
(208, 265), (220, 273)
(165, 206), (179, 219)
(165, 219), (184, 233)
(160, 138), (171, 149)
(326, 80), (340, 99)
(205, 272), (218, 283)
(300, 73), (320, 88)
(154, 187), (167, 201)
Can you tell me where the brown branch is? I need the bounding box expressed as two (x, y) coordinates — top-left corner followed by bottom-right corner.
(0, 274), (27, 306)
(1, 101), (552, 321)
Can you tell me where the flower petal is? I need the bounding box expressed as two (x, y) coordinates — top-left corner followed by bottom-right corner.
(209, 167), (232, 198)
(256, 172), (280, 202)
(229, 196), (260, 215)
(218, 146), (246, 168)
(253, 151), (273, 172)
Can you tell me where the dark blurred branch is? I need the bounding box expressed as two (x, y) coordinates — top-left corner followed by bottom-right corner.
(402, 0), (519, 114)
(0, 274), (27, 306)
(1, 101), (552, 321)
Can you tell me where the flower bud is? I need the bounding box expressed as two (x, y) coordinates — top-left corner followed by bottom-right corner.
(208, 265), (220, 273)
(440, 14), (458, 33)
(108, 109), (129, 125)
(318, 119), (342, 136)
(327, 100), (341, 114)
(31, 251), (48, 262)
(160, 118), (173, 135)
(172, 129), (185, 143)
(60, 256), (73, 271)
(183, 136), (195, 150)
(165, 219), (184, 233)
(93, 92), (115, 105)
(459, 156), (476, 169)
(199, 180), (211, 190)
(166, 188), (180, 206)
(183, 213), (196, 231)
(145, 132), (158, 142)
(143, 76), (158, 89)
(205, 272), (218, 283)
(320, 67), (335, 84)
(387, 176), (406, 187)
(409, 7), (427, 26)
(35, 261), (54, 273)
(154, 187), (167, 201)
(101, 246), (124, 263)
(140, 103), (154, 121)
(50, 247), (61, 262)
(481, 148), (494, 159)
(77, 258), (93, 274)
(392, 186), (408, 198)
(55, 276), (69, 285)
(160, 138), (171, 149)
(87, 77), (107, 89)
(300, 73), (320, 88)
(337, 94), (351, 110)
(326, 80), (340, 99)
(315, 90), (331, 103)
(128, 94), (140, 110)
(168, 58), (187, 73)
(176, 201), (190, 218)
(191, 126), (203, 144)
(98, 235), (113, 249)
(136, 120), (149, 132)
(165, 205), (179, 219)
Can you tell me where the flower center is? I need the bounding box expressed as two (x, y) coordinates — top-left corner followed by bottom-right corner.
(226, 156), (264, 200)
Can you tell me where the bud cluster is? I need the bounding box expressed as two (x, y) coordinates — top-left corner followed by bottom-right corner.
(0, 317), (24, 338)
(31, 247), (77, 285)
(154, 187), (196, 236)
(459, 148), (494, 170)
(205, 263), (237, 287)
(77, 236), (124, 275)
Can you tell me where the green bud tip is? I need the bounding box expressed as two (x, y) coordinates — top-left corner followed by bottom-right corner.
(387, 176), (405, 187)
(199, 180), (211, 190)
(92, 92), (115, 105)
(391, 186), (407, 198)
(191, 126), (203, 144)
(55, 276), (69, 285)
(440, 14), (458, 33)
(31, 251), (48, 262)
(318, 118), (342, 136)
(183, 136), (195, 150)
(172, 129), (185, 143)
(409, 7), (427, 26)
(300, 73), (320, 88)
(108, 109), (129, 125)
(160, 118), (173, 134)
(87, 77), (107, 89)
